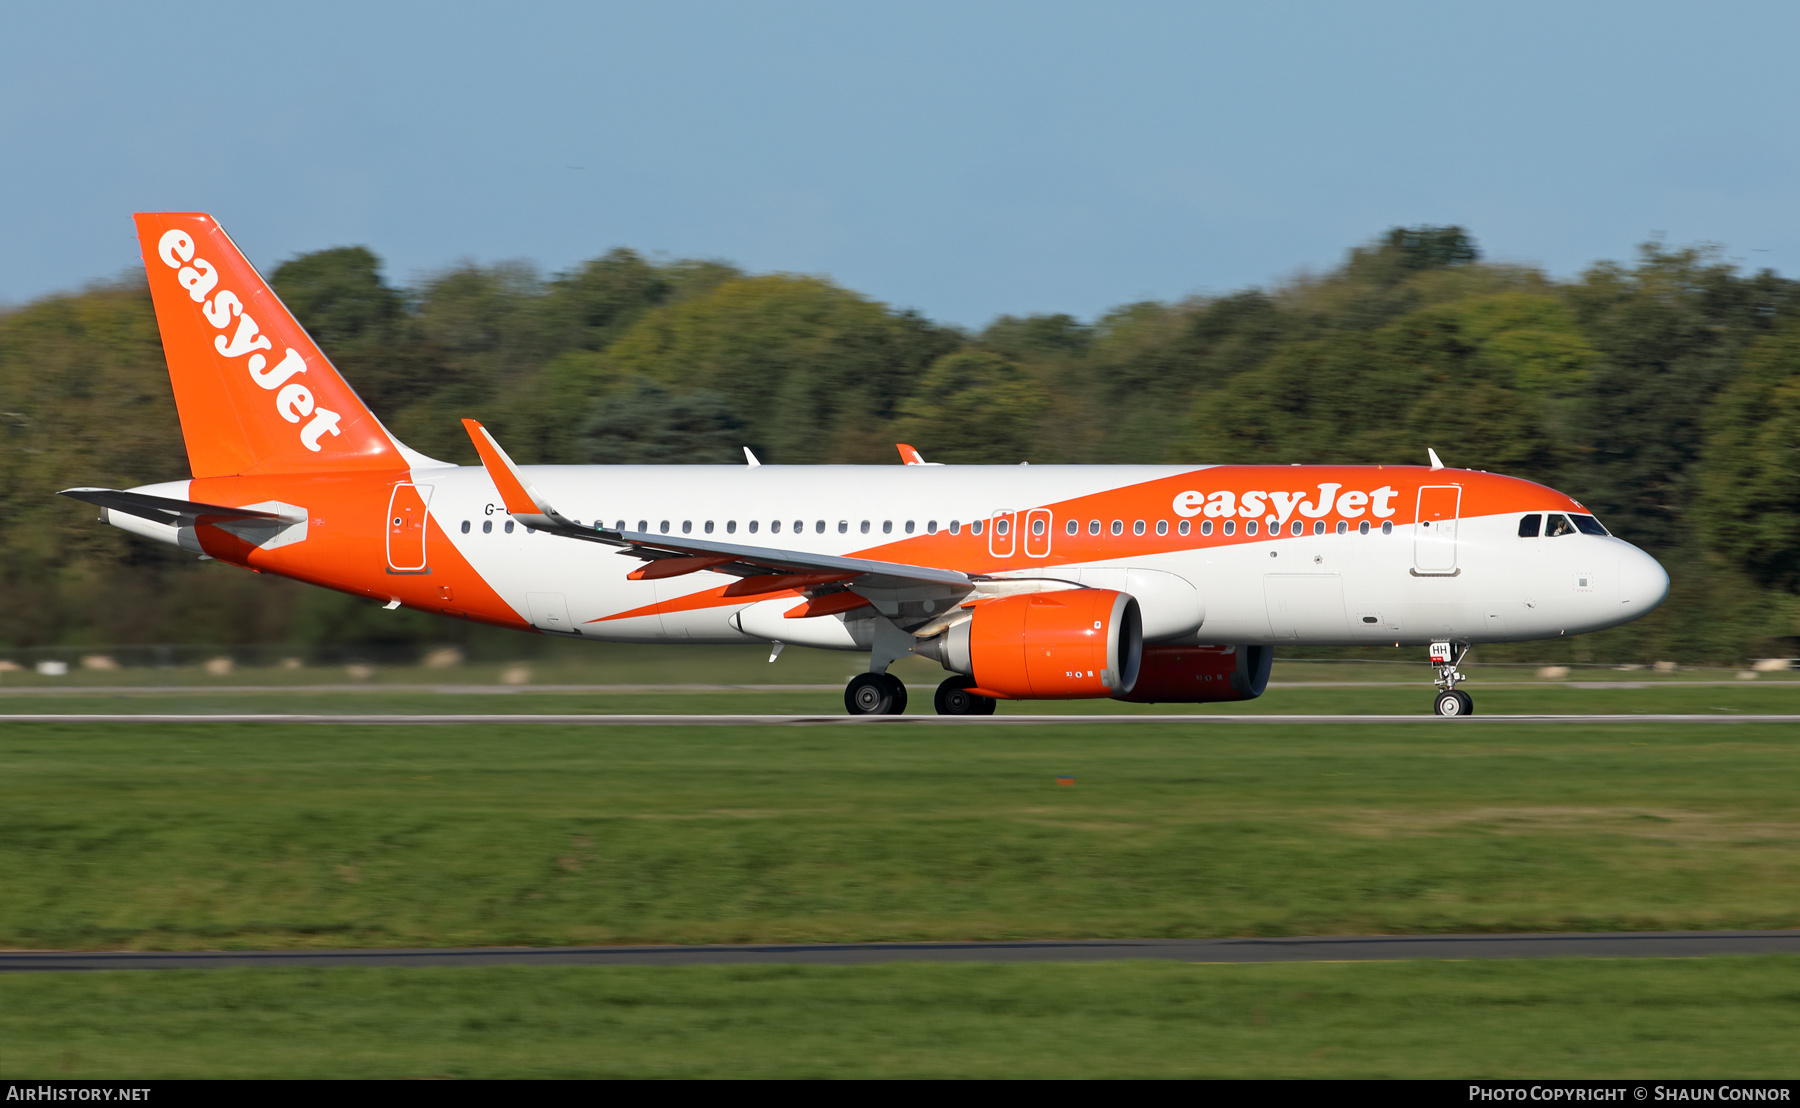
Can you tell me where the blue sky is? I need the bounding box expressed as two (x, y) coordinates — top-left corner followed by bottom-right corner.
(4, 1), (1797, 326)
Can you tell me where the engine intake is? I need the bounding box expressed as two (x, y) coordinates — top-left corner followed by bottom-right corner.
(926, 589), (1142, 699)
(1112, 644), (1272, 703)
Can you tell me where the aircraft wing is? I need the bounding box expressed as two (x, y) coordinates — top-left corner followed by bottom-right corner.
(460, 420), (979, 591)
(59, 487), (287, 525)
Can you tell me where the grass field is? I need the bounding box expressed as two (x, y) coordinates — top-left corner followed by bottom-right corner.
(3, 716), (1799, 949)
(6, 683), (1799, 1078)
(6, 957), (1800, 1078)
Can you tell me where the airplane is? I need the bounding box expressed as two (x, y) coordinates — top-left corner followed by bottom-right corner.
(62, 213), (1670, 717)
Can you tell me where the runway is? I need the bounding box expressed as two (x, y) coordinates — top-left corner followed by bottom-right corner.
(1, 713), (1798, 724)
(6, 930), (1799, 971)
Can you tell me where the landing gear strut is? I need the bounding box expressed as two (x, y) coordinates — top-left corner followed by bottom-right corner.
(845, 672), (908, 715)
(933, 675), (997, 716)
(1429, 640), (1473, 716)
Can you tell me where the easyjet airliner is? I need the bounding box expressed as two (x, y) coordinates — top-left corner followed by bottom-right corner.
(64, 214), (1669, 716)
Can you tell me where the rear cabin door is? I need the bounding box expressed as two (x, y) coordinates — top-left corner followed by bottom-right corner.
(386, 483), (432, 572)
(1413, 485), (1461, 574)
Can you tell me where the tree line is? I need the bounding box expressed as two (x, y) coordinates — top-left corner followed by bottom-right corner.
(2, 226), (1796, 663)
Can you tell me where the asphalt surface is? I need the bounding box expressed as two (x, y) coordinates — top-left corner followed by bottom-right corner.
(1, 713), (1798, 724)
(6, 931), (1798, 972)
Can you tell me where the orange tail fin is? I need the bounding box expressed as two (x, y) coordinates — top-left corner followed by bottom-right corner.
(134, 212), (414, 478)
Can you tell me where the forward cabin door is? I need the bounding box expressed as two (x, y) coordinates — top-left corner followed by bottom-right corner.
(1413, 485), (1461, 575)
(386, 483), (432, 573)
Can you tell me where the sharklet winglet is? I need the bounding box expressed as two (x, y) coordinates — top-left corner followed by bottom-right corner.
(461, 419), (572, 529)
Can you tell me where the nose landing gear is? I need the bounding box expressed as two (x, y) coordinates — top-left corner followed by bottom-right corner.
(845, 672), (908, 715)
(1429, 640), (1473, 716)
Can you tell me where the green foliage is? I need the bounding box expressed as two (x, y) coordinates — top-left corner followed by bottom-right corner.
(598, 274), (960, 463)
(576, 378), (744, 464)
(894, 350), (1046, 463)
(1695, 322), (1800, 591)
(7, 224), (1800, 659)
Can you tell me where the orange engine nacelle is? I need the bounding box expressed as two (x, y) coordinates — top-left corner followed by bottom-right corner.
(934, 589), (1143, 699)
(1112, 644), (1272, 704)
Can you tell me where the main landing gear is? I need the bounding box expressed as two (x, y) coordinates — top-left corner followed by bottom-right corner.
(843, 673), (1000, 716)
(1429, 640), (1473, 716)
(845, 672), (908, 715)
(933, 675), (997, 716)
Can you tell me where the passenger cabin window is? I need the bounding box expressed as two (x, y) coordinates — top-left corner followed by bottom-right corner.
(482, 520), (492, 533)
(727, 521), (736, 534)
(1381, 521), (1393, 535)
(681, 521), (692, 534)
(1224, 520), (1236, 536)
(995, 518), (1008, 536)
(660, 521), (670, 533)
(883, 521), (893, 534)
(1518, 514), (1542, 538)
(1032, 518), (1046, 536)
(1177, 520), (1190, 536)
(1089, 520), (1101, 535)
(1291, 521), (1304, 536)
(1111, 520), (1123, 536)
(1200, 520), (1212, 536)
(1246, 520), (1259, 536)
(1133, 520), (1145, 536)
(1066, 519), (1078, 536)
(1335, 521), (1346, 535)
(705, 521), (714, 534)
(1155, 520), (1168, 536)
(793, 520), (802, 534)
(1545, 513), (1575, 538)
(505, 521), (515, 534)
(972, 520), (984, 535)
(748, 520), (759, 533)
(860, 520), (870, 534)
(839, 521), (848, 533)
(771, 520), (782, 534)
(816, 521), (826, 534)
(1571, 513), (1607, 536)
(638, 520), (648, 532)
(949, 520), (960, 534)
(927, 520), (938, 533)
(905, 521), (915, 534)
(460, 520), (470, 534)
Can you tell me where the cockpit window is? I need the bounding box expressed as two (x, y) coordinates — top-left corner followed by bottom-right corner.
(1518, 514), (1542, 538)
(1545, 513), (1576, 538)
(1570, 513), (1607, 536)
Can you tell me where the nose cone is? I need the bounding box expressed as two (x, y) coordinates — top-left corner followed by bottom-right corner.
(1617, 546), (1670, 616)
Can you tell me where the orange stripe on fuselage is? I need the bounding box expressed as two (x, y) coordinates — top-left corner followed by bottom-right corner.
(185, 471), (532, 630)
(587, 465), (1583, 623)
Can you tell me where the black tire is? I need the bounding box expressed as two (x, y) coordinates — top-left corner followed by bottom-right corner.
(1455, 690), (1473, 716)
(882, 673), (908, 715)
(1432, 690), (1467, 717)
(846, 672), (894, 715)
(934, 675), (984, 716)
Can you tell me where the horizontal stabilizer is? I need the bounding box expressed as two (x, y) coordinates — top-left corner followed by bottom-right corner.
(60, 487), (286, 525)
